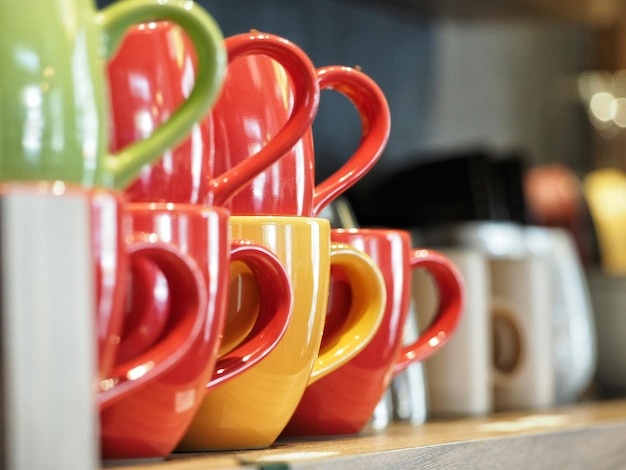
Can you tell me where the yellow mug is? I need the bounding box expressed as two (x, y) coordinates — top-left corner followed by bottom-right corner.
(177, 216), (386, 451)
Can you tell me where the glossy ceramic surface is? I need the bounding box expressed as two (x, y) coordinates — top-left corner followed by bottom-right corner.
(115, 255), (171, 364)
(282, 228), (464, 436)
(99, 205), (293, 459)
(77, 184), (208, 384)
(91, 188), (129, 379)
(216, 62), (391, 216)
(0, 0), (225, 189)
(177, 216), (386, 451)
(110, 26), (319, 204)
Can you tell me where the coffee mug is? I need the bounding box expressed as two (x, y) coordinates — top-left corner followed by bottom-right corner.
(414, 221), (596, 405)
(413, 247), (493, 418)
(109, 25), (319, 204)
(90, 185), (218, 387)
(99, 204), (294, 460)
(282, 228), (463, 436)
(0, 0), (226, 189)
(92, 188), (190, 381)
(213, 60), (391, 215)
(490, 256), (555, 412)
(414, 245), (555, 416)
(176, 216), (386, 451)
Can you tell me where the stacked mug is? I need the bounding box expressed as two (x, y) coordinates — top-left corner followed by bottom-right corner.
(0, 0), (466, 466)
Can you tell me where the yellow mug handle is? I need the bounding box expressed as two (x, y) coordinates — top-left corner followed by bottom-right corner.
(308, 242), (386, 384)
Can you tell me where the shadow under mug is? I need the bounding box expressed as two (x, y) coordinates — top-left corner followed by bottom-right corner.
(1, 0), (226, 190)
(176, 216), (386, 451)
(282, 228), (464, 437)
(216, 60), (391, 216)
(109, 25), (319, 205)
(99, 204), (293, 460)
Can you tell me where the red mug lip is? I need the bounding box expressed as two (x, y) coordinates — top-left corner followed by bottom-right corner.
(331, 227), (406, 235)
(124, 201), (230, 216)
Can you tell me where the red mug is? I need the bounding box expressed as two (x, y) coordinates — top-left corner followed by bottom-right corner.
(99, 204), (293, 460)
(282, 228), (464, 436)
(108, 23), (319, 205)
(215, 61), (391, 216)
(90, 187), (210, 385)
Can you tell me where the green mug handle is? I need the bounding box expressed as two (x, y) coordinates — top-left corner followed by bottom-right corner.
(96, 0), (226, 189)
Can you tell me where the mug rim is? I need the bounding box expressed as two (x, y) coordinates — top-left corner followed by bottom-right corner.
(230, 215), (331, 225)
(125, 202), (230, 217)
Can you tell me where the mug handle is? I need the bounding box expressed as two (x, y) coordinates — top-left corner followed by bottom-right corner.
(114, 255), (171, 365)
(98, 241), (207, 409)
(311, 65), (391, 216)
(205, 240), (293, 390)
(208, 31), (320, 207)
(96, 0), (227, 190)
(392, 249), (465, 375)
(307, 242), (386, 385)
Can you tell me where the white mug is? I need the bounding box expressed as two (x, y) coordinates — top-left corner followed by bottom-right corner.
(490, 256), (555, 411)
(413, 247), (492, 417)
(414, 221), (594, 408)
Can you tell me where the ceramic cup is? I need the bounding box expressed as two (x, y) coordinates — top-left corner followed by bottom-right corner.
(282, 228), (464, 436)
(0, 0), (226, 190)
(99, 204), (293, 460)
(109, 25), (319, 205)
(413, 247), (493, 418)
(414, 221), (592, 408)
(176, 216), (386, 451)
(213, 59), (391, 215)
(91, 188), (206, 383)
(490, 256), (555, 411)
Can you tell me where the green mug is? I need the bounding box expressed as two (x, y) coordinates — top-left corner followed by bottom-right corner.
(0, 0), (226, 189)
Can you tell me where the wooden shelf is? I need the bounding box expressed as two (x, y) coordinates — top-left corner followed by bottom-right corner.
(106, 398), (626, 469)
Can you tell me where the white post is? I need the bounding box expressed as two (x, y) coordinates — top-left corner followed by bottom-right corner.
(0, 190), (98, 469)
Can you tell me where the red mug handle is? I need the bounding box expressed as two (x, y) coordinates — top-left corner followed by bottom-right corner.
(312, 65), (391, 217)
(208, 31), (319, 206)
(392, 249), (465, 375)
(114, 255), (171, 365)
(206, 239), (293, 390)
(98, 240), (207, 409)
